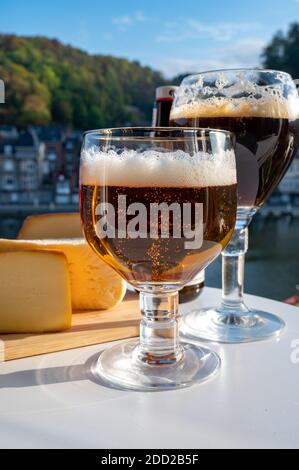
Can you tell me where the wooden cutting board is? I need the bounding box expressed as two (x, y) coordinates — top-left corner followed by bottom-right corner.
(0, 297), (140, 361)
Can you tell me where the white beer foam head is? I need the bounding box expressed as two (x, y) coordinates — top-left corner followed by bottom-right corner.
(170, 71), (299, 120)
(80, 148), (236, 187)
(170, 97), (299, 120)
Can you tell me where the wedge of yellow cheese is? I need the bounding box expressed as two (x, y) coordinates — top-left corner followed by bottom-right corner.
(0, 238), (126, 311)
(0, 250), (72, 333)
(18, 212), (83, 239)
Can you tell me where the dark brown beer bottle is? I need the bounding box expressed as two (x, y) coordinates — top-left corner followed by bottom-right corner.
(152, 85), (205, 302)
(152, 86), (178, 126)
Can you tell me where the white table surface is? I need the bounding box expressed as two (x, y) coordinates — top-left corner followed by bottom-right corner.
(0, 287), (299, 449)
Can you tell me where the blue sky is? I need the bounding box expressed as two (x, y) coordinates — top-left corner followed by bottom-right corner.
(2, 0), (299, 77)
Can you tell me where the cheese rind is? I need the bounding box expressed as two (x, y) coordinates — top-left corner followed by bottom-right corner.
(0, 250), (72, 333)
(18, 213), (83, 239)
(0, 238), (126, 311)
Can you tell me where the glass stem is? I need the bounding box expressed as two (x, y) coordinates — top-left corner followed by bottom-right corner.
(220, 226), (250, 315)
(136, 290), (183, 365)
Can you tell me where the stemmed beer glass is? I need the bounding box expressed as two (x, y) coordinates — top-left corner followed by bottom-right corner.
(80, 127), (237, 390)
(170, 69), (299, 343)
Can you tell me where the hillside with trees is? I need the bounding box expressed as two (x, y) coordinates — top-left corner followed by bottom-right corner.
(2, 25), (298, 131)
(0, 34), (167, 129)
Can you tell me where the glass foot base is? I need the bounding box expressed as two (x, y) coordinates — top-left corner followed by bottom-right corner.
(181, 307), (285, 343)
(91, 339), (220, 391)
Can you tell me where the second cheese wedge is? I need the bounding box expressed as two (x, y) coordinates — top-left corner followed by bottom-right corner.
(0, 238), (126, 311)
(0, 250), (72, 333)
(17, 213), (83, 239)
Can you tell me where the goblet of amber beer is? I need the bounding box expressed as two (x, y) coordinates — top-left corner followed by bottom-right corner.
(80, 127), (237, 391)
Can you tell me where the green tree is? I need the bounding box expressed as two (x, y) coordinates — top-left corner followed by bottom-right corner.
(19, 94), (51, 126)
(262, 23), (299, 77)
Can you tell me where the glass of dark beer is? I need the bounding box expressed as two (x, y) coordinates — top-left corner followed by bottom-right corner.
(170, 69), (299, 343)
(80, 127), (237, 390)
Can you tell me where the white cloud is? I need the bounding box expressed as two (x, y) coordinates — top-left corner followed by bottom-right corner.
(103, 32), (113, 41)
(134, 11), (146, 22)
(158, 58), (201, 77)
(113, 11), (146, 31)
(158, 38), (266, 77)
(157, 20), (262, 43)
(113, 15), (134, 27)
(220, 38), (266, 66)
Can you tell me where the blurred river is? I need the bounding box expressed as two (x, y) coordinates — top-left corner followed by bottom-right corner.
(206, 216), (299, 301)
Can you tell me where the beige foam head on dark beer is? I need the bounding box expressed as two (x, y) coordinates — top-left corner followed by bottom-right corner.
(170, 71), (299, 120)
(80, 148), (236, 187)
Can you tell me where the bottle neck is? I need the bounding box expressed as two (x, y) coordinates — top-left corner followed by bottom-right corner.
(154, 99), (173, 126)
